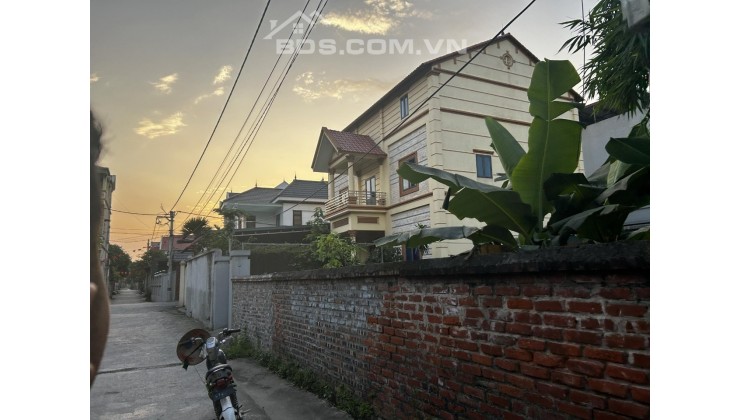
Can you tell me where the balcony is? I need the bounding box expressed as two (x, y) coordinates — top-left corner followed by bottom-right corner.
(325, 191), (387, 216)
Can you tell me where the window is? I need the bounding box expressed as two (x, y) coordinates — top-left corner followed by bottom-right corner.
(244, 215), (256, 229)
(399, 152), (419, 196)
(400, 94), (409, 119)
(476, 154), (493, 178)
(293, 210), (303, 226)
(275, 214), (281, 227)
(364, 176), (376, 205)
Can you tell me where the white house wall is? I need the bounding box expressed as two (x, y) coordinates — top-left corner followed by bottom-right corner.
(582, 110), (645, 176)
(280, 202), (325, 225)
(391, 205), (430, 234)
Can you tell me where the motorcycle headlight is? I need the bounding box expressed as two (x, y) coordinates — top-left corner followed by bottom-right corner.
(206, 337), (218, 358)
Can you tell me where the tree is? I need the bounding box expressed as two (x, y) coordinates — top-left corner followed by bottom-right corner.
(209, 207), (251, 254)
(560, 0), (650, 116)
(304, 208), (354, 268)
(181, 217), (213, 254)
(137, 249), (168, 274)
(108, 244), (132, 282)
(313, 233), (357, 268)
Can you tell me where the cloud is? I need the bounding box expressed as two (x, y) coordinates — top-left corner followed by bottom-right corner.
(134, 112), (186, 139)
(293, 72), (392, 102)
(194, 86), (226, 105)
(320, 0), (428, 35)
(151, 73), (178, 94)
(90, 73), (100, 83)
(213, 65), (233, 85)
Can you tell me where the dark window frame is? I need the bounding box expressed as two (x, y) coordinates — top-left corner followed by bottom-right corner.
(292, 210), (303, 226)
(245, 215), (256, 229)
(476, 154), (493, 178)
(399, 151), (419, 196)
(400, 94), (409, 120)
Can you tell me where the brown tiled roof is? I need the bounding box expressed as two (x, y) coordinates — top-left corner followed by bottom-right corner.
(322, 128), (386, 157)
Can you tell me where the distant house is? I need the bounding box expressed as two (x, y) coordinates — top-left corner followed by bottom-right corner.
(311, 33), (582, 257)
(96, 166), (116, 294)
(160, 234), (195, 262)
(220, 178), (328, 243)
(580, 103), (649, 230)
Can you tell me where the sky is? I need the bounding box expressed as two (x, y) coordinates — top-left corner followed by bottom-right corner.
(91, 0), (602, 259)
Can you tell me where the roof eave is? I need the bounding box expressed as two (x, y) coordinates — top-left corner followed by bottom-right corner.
(311, 128), (336, 173)
(341, 33), (583, 132)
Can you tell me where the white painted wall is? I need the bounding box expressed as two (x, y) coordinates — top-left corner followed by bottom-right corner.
(582, 110), (646, 176)
(391, 205), (430, 234)
(150, 272), (174, 302)
(279, 203), (325, 226)
(185, 251), (213, 326)
(212, 256), (230, 330)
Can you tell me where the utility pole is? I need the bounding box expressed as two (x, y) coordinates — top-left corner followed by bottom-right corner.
(167, 210), (175, 301)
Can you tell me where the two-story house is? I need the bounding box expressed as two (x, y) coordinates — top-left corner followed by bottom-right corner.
(220, 178), (328, 243)
(311, 33), (582, 258)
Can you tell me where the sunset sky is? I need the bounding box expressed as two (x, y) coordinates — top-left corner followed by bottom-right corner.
(90, 0), (600, 258)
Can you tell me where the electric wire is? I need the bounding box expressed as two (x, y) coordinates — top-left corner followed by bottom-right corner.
(168, 0), (273, 212)
(112, 209), (162, 216)
(198, 0), (329, 221)
(181, 0), (316, 225)
(200, 0), (329, 221)
(136, 0), (538, 241)
(253, 0), (541, 221)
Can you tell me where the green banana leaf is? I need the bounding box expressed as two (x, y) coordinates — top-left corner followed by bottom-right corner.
(398, 162), (494, 194)
(543, 173), (605, 224)
(625, 226), (650, 241)
(509, 60), (583, 228)
(485, 116), (524, 182)
(528, 59), (581, 120)
(399, 162), (537, 236)
(467, 225), (518, 249)
(595, 167), (649, 206)
(373, 226), (480, 248)
(549, 204), (631, 243)
(605, 136), (650, 166)
(511, 118), (582, 226)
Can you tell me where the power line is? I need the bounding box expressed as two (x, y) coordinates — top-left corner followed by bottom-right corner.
(199, 0), (329, 222)
(169, 0), (273, 212)
(266, 0), (540, 220)
(182, 0), (316, 225)
(112, 209), (163, 216)
(196, 0), (329, 222)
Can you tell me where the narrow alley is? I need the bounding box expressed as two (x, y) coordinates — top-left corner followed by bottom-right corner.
(90, 289), (349, 420)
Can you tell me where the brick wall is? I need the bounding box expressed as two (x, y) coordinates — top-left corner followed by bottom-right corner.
(231, 242), (649, 419)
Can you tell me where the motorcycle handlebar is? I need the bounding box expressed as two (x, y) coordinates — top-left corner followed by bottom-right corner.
(222, 328), (241, 336)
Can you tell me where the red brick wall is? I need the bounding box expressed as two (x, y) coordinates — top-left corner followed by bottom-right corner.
(231, 242), (649, 419)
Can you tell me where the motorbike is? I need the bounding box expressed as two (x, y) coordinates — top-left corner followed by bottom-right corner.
(177, 328), (244, 420)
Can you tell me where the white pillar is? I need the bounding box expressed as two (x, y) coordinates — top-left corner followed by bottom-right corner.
(329, 170), (335, 198)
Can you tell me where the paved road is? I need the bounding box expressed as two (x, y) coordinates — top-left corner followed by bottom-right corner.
(90, 289), (350, 420)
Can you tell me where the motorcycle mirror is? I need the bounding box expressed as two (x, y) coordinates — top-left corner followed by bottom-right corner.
(176, 328), (210, 366)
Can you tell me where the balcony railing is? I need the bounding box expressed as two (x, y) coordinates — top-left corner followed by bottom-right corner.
(325, 191), (387, 215)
